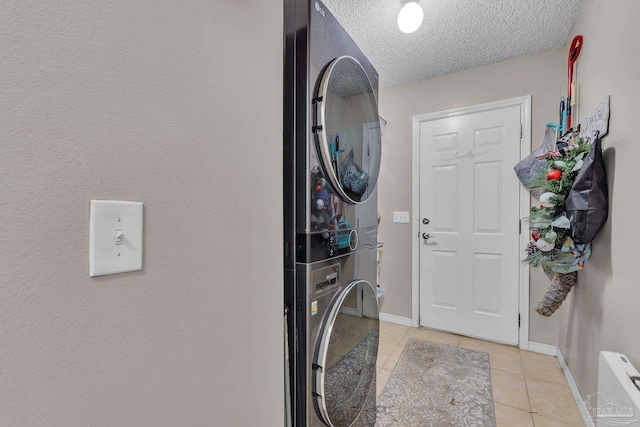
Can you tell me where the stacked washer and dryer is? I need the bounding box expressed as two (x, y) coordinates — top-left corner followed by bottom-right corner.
(284, 1), (383, 426)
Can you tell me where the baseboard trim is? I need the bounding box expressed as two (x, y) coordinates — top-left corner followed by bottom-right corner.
(340, 307), (359, 317)
(526, 341), (558, 356)
(379, 313), (413, 327)
(526, 343), (593, 426)
(556, 347), (594, 427)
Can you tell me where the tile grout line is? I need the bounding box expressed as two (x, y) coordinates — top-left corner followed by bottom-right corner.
(490, 344), (534, 425)
(523, 375), (584, 427)
(517, 350), (537, 425)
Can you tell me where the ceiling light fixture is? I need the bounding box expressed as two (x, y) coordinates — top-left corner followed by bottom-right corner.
(397, 2), (424, 34)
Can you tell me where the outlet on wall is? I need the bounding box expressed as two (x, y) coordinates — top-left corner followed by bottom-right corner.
(393, 211), (410, 223)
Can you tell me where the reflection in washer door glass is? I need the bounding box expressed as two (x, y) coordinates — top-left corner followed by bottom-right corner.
(323, 284), (379, 426)
(321, 56), (381, 203)
(339, 148), (369, 196)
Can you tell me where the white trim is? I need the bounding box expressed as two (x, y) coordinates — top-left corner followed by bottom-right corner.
(411, 96), (532, 346)
(379, 313), (413, 327)
(411, 111), (421, 328)
(526, 341), (557, 356)
(557, 347), (594, 427)
(518, 97), (532, 350)
(339, 307), (359, 317)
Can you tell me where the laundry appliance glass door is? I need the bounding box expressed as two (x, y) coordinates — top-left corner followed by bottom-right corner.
(315, 56), (381, 204)
(314, 280), (379, 426)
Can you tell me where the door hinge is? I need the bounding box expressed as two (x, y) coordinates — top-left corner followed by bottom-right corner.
(518, 313), (521, 328)
(520, 124), (523, 139)
(519, 219), (522, 234)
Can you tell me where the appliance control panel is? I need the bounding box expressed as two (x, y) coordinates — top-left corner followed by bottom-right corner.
(312, 263), (340, 298)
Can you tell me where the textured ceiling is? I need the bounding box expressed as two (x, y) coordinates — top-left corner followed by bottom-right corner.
(323, 0), (583, 88)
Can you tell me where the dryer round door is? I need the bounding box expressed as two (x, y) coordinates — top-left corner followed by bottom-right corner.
(314, 280), (379, 427)
(315, 56), (381, 204)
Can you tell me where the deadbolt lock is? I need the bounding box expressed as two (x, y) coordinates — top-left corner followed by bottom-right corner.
(422, 218), (430, 225)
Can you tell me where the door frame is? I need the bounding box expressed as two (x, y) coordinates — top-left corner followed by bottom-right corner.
(411, 95), (532, 349)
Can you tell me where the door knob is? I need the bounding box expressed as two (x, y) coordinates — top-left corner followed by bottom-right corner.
(422, 233), (430, 240)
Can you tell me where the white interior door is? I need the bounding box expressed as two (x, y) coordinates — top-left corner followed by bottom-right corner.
(418, 104), (521, 344)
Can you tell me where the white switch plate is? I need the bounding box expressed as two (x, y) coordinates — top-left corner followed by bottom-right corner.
(90, 200), (143, 277)
(393, 211), (410, 223)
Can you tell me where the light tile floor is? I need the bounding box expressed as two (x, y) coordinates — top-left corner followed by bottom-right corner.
(377, 321), (585, 426)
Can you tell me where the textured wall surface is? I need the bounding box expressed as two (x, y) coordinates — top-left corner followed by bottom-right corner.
(378, 48), (565, 345)
(0, 1), (283, 425)
(324, 0), (582, 88)
(558, 0), (640, 401)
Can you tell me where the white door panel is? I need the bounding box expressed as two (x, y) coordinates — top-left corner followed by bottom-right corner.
(419, 105), (521, 344)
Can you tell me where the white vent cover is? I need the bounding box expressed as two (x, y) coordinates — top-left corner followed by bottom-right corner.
(593, 351), (640, 426)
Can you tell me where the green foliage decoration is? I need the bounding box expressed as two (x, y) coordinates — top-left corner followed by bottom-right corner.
(526, 138), (590, 271)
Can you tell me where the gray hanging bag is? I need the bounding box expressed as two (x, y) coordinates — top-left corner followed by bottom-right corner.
(339, 148), (369, 195)
(565, 132), (609, 244)
(514, 126), (556, 196)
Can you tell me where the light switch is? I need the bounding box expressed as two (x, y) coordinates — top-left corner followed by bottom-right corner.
(393, 211), (410, 223)
(90, 200), (143, 277)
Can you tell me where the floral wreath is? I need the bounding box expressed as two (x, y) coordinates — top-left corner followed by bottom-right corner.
(525, 137), (591, 274)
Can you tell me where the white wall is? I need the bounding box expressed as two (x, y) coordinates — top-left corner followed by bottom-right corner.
(378, 48), (565, 345)
(0, 1), (283, 425)
(558, 0), (640, 400)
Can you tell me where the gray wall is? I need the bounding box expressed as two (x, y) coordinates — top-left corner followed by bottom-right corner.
(0, 1), (283, 425)
(378, 48), (566, 345)
(558, 0), (640, 400)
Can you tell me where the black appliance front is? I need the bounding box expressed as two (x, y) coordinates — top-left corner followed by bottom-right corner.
(297, 252), (379, 427)
(284, 0), (382, 268)
(284, 1), (381, 425)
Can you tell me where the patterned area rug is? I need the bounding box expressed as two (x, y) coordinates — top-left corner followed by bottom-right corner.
(376, 338), (496, 427)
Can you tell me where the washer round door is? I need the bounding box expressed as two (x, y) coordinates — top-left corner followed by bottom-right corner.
(314, 280), (379, 427)
(315, 56), (381, 204)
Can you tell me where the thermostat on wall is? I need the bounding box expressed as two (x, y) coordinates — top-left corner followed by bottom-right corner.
(90, 200), (143, 277)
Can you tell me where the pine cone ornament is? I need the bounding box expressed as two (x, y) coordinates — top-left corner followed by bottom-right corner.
(525, 241), (539, 256)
